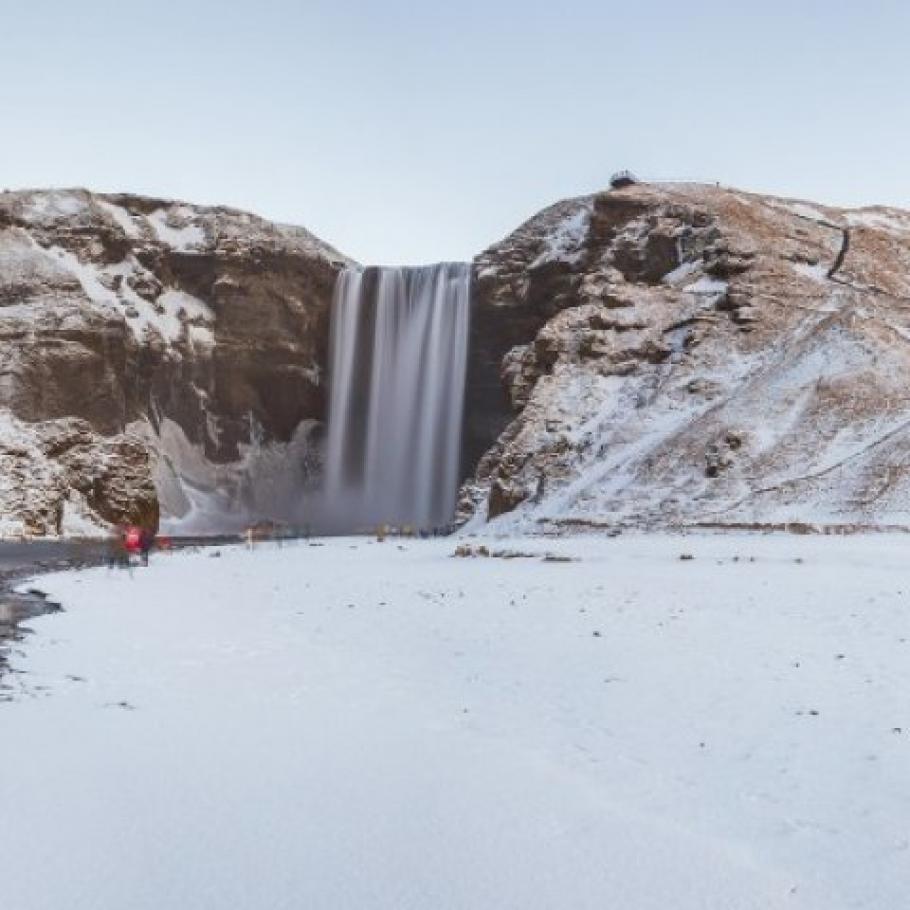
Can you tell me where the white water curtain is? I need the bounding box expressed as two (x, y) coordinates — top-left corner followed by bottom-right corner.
(323, 263), (471, 530)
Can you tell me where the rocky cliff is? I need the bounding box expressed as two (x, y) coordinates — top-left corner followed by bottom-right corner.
(0, 189), (346, 535)
(4, 181), (910, 537)
(461, 182), (910, 532)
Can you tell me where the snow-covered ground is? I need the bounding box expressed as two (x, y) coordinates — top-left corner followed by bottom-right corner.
(2, 534), (910, 909)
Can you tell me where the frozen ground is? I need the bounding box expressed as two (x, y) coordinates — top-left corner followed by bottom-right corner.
(2, 534), (909, 909)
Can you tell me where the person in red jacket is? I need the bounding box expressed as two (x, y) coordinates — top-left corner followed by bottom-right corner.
(124, 525), (142, 562)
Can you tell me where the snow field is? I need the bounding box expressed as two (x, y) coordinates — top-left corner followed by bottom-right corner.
(2, 534), (910, 909)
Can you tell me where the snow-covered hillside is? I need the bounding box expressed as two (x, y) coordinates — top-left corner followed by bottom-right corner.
(3, 535), (910, 908)
(465, 183), (910, 532)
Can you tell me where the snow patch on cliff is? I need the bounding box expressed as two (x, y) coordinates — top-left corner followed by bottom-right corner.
(663, 260), (700, 285)
(792, 262), (829, 282)
(43, 245), (213, 346)
(157, 288), (213, 322)
(96, 200), (142, 238)
(530, 203), (592, 268)
(846, 210), (910, 233)
(684, 276), (728, 296)
(45, 245), (121, 312)
(786, 202), (832, 224)
(148, 209), (206, 250)
(19, 190), (88, 224)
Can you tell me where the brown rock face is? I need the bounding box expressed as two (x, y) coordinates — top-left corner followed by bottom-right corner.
(462, 183), (910, 532)
(462, 197), (594, 479)
(0, 412), (157, 535)
(0, 188), (347, 534)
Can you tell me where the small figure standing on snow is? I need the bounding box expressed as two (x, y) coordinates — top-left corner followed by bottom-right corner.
(139, 528), (154, 566)
(121, 525), (154, 567)
(124, 525), (142, 560)
(107, 526), (128, 569)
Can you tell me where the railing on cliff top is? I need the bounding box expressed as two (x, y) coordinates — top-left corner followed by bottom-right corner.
(611, 170), (724, 188)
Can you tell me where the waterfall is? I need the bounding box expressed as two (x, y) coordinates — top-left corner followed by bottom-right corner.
(323, 263), (471, 531)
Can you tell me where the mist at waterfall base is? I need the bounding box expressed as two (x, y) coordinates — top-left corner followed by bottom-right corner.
(155, 414), (321, 537)
(319, 263), (471, 533)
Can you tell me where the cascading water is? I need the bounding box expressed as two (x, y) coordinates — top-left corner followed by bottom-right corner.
(323, 263), (471, 531)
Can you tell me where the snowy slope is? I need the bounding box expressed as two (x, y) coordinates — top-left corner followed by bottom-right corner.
(466, 182), (910, 532)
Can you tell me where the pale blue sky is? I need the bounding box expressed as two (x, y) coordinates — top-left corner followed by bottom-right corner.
(1, 1), (907, 263)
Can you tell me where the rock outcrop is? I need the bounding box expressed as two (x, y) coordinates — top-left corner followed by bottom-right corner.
(0, 410), (157, 536)
(462, 183), (910, 532)
(0, 188), (346, 534)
